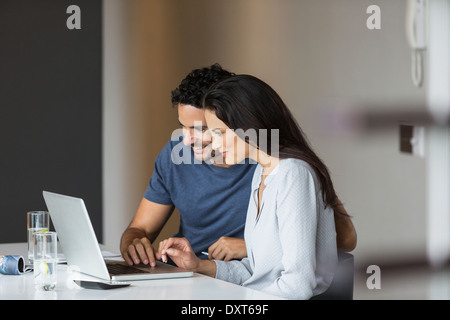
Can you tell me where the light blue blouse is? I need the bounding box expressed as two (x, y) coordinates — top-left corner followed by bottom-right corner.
(214, 158), (338, 299)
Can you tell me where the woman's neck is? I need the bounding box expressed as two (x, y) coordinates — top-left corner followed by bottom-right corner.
(249, 148), (280, 176)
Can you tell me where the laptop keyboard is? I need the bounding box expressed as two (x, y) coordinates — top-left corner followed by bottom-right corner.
(107, 263), (148, 275)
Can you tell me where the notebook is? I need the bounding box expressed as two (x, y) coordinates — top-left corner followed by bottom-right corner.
(42, 191), (193, 281)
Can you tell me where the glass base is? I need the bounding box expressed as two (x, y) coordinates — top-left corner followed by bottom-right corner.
(35, 283), (56, 291)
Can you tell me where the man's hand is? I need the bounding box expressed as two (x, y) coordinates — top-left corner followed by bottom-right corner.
(120, 228), (156, 267)
(207, 237), (247, 261)
(119, 199), (175, 266)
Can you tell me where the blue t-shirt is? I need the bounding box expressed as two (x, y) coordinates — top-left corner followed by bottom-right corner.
(144, 136), (257, 258)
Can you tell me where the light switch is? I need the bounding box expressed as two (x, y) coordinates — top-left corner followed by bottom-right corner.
(400, 125), (413, 153)
(400, 124), (425, 157)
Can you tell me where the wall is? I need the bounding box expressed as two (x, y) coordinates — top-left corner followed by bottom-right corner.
(0, 0), (103, 243)
(103, 0), (429, 269)
(103, 0), (180, 250)
(427, 0), (450, 267)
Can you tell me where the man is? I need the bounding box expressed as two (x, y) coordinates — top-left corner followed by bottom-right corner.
(120, 64), (356, 267)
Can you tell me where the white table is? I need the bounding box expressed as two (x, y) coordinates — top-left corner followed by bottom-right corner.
(0, 243), (283, 300)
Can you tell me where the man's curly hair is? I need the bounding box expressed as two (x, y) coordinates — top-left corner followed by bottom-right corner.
(171, 63), (235, 109)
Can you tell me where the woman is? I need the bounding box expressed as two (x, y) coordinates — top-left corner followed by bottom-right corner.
(157, 74), (339, 299)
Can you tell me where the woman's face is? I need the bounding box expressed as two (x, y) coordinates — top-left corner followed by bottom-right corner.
(204, 110), (248, 165)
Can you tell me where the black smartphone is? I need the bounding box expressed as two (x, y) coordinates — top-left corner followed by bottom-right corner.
(73, 279), (131, 290)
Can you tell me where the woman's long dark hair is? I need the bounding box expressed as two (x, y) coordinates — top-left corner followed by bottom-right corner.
(202, 74), (338, 209)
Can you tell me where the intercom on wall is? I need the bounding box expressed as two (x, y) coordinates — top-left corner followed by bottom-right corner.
(406, 0), (427, 87)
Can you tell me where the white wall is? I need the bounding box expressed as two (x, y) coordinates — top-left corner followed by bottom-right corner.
(103, 0), (132, 250)
(103, 0), (432, 269)
(427, 0), (450, 267)
(103, 0), (180, 251)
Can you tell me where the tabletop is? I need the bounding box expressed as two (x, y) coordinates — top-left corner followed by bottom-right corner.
(0, 243), (283, 301)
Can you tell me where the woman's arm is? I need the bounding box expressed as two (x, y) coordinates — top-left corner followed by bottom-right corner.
(157, 237), (217, 277)
(158, 237), (254, 285)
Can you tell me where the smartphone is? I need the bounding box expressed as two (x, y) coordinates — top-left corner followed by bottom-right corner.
(74, 279), (131, 290)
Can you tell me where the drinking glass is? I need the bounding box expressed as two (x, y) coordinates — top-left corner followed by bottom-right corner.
(33, 231), (57, 291)
(27, 211), (50, 264)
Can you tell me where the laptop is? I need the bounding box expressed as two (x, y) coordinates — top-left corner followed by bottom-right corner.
(42, 191), (193, 281)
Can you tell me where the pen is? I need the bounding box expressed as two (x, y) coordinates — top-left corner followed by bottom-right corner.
(201, 251), (209, 256)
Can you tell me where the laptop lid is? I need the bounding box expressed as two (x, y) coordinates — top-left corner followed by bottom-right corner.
(42, 191), (193, 281)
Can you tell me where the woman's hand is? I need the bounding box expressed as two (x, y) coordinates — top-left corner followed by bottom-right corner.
(157, 237), (217, 277)
(157, 237), (199, 270)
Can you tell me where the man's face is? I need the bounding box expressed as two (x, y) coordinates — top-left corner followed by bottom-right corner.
(178, 103), (214, 162)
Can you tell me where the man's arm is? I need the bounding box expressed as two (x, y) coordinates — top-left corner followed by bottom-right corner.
(334, 198), (357, 252)
(120, 198), (174, 266)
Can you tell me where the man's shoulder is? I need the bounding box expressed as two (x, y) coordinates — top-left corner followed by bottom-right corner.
(157, 135), (190, 160)
(163, 134), (185, 151)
